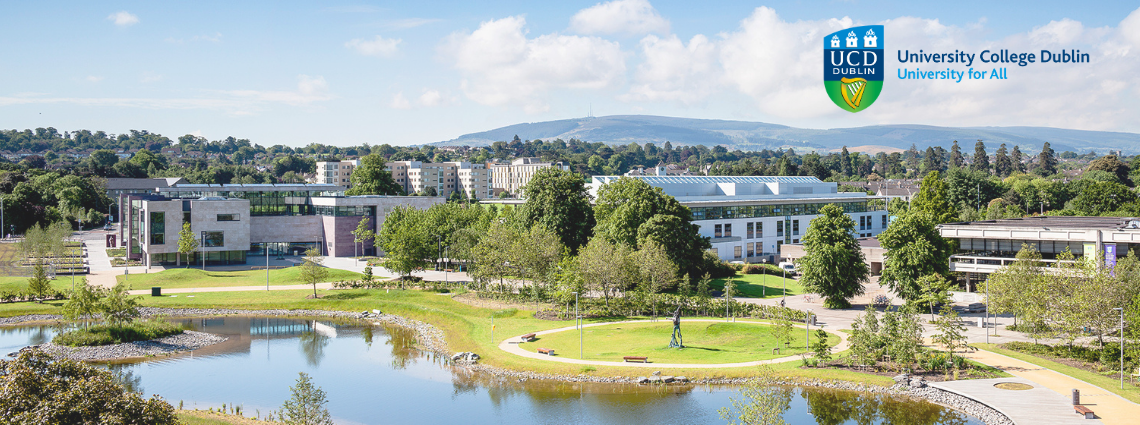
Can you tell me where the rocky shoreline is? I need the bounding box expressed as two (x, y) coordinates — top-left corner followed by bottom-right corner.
(30, 330), (228, 361)
(1, 308), (1010, 424)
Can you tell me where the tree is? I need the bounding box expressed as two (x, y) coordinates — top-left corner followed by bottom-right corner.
(1010, 145), (1025, 173)
(62, 279), (103, 330)
(100, 282), (140, 326)
(634, 240), (678, 295)
(594, 177), (709, 276)
(718, 377), (792, 425)
(351, 217), (373, 259)
(971, 140), (989, 174)
(932, 305), (967, 368)
(909, 171), (957, 224)
(797, 204), (867, 309)
(299, 248), (329, 298)
(1071, 181), (1138, 215)
(0, 350), (178, 424)
(1036, 142), (1057, 175)
(578, 237), (638, 309)
(86, 149), (119, 176)
(177, 222), (197, 267)
(811, 328), (833, 363)
(915, 273), (954, 321)
(280, 372), (333, 425)
(345, 154), (403, 196)
(877, 212), (953, 302)
(376, 206), (432, 278)
(993, 143), (1012, 177)
(770, 310), (795, 354)
(1086, 154), (1132, 186)
(949, 141), (963, 168)
(521, 168), (595, 252)
(26, 263), (50, 303)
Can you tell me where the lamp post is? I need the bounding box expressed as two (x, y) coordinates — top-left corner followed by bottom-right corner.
(1114, 307), (1124, 390)
(576, 292), (582, 359)
(806, 310), (812, 350)
(266, 243), (270, 291)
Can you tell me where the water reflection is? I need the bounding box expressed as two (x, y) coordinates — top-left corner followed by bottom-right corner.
(107, 363), (144, 395)
(0, 318), (983, 425)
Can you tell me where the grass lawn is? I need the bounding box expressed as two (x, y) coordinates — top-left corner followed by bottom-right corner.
(0, 276), (80, 293)
(531, 321), (838, 363)
(0, 286), (887, 385)
(177, 410), (272, 425)
(115, 267), (366, 290)
(711, 273), (805, 299)
(975, 343), (1140, 404)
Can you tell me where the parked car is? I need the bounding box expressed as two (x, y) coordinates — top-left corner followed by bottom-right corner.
(777, 262), (798, 276)
(103, 224), (113, 231)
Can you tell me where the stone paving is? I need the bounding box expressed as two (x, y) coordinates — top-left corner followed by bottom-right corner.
(931, 377), (1102, 425)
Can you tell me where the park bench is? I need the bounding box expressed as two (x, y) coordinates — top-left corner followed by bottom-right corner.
(623, 356), (649, 363)
(537, 348), (555, 356)
(520, 333), (536, 342)
(1074, 405), (1095, 419)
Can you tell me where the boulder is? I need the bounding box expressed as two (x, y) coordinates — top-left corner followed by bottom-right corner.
(909, 377), (927, 389)
(674, 376), (689, 383)
(892, 374), (910, 384)
(662, 376), (675, 383)
(637, 376), (650, 384)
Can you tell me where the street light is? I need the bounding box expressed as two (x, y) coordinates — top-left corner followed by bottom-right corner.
(1114, 307), (1124, 390)
(575, 292), (582, 359)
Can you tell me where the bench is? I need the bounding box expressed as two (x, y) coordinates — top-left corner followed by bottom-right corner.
(537, 348), (555, 356)
(520, 333), (536, 342)
(1074, 405), (1095, 419)
(623, 356), (649, 363)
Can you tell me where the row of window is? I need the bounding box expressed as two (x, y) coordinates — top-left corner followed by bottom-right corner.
(713, 220), (800, 238)
(691, 201), (881, 221)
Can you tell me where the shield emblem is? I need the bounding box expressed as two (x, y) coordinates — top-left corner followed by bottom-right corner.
(824, 25), (883, 113)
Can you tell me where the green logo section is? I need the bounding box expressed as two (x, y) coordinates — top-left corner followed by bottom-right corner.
(824, 80), (882, 113)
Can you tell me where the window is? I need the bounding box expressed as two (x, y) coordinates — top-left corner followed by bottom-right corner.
(747, 243), (754, 257)
(859, 216), (866, 231)
(714, 224), (722, 238)
(217, 214), (239, 221)
(734, 245), (742, 258)
(756, 222), (763, 238)
(792, 220), (800, 236)
(724, 224), (732, 238)
(149, 212), (164, 245)
(183, 211), (191, 224)
(202, 231), (224, 247)
(776, 221), (784, 237)
(747, 222), (754, 239)
(882, 214), (888, 228)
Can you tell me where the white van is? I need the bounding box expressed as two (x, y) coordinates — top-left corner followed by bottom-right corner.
(777, 262), (798, 276)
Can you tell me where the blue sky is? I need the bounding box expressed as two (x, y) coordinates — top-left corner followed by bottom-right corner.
(2, 1), (1139, 147)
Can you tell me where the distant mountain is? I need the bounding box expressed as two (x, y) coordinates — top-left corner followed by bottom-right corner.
(435, 115), (1140, 154)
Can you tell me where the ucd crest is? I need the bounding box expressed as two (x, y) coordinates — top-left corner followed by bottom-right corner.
(824, 25), (883, 113)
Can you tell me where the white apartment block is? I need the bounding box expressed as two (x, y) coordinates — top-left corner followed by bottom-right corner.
(385, 161), (492, 199)
(315, 160), (360, 187)
(489, 158), (570, 196)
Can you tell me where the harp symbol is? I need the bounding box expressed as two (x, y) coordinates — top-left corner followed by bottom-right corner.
(839, 77), (867, 109)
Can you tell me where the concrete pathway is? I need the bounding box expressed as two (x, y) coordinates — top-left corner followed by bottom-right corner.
(956, 349), (1137, 425)
(496, 318), (847, 369)
(930, 377), (1101, 425)
(126, 283), (331, 296)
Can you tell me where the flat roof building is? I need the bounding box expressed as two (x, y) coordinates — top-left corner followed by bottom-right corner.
(588, 175), (887, 263)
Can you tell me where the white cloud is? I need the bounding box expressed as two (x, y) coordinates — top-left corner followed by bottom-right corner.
(1120, 7), (1140, 47)
(570, 0), (669, 35)
(107, 11), (139, 27)
(390, 92), (412, 109)
(419, 89), (444, 107)
(444, 16), (625, 113)
(623, 34), (718, 104)
(85, 75), (103, 83)
(1028, 19), (1084, 45)
(346, 36), (402, 57)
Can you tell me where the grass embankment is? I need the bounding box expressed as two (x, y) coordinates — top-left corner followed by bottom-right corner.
(975, 343), (1140, 404)
(0, 286), (886, 384)
(711, 272), (805, 299)
(533, 321), (838, 363)
(116, 267), (366, 290)
(53, 318), (185, 347)
(177, 410), (273, 425)
(0, 276), (76, 294)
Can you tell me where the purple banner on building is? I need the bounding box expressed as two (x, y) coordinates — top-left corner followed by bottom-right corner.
(1105, 243), (1117, 269)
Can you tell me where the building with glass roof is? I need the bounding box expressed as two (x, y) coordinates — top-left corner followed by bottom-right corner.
(589, 175), (887, 263)
(114, 180), (443, 267)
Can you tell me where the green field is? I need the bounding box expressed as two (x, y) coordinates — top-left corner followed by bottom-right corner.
(711, 273), (805, 298)
(530, 321), (837, 363)
(115, 267), (366, 289)
(0, 276), (80, 293)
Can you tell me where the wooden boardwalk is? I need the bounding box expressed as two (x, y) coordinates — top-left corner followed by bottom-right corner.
(931, 377), (1103, 425)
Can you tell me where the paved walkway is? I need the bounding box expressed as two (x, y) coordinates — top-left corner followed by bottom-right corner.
(956, 349), (1135, 425)
(931, 377), (1101, 425)
(126, 283), (331, 296)
(497, 318), (847, 368)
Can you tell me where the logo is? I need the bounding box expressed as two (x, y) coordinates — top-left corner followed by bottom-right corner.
(824, 25), (883, 112)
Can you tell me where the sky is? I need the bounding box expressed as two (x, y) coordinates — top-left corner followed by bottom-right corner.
(2, 0), (1140, 147)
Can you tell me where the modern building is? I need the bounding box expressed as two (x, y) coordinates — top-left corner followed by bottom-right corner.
(938, 216), (1140, 289)
(625, 164), (694, 177)
(588, 175), (888, 263)
(385, 161), (492, 199)
(489, 157), (569, 196)
(779, 237), (887, 274)
(314, 160), (360, 187)
(116, 181), (443, 267)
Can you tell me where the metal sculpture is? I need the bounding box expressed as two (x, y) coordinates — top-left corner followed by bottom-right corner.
(668, 305), (684, 348)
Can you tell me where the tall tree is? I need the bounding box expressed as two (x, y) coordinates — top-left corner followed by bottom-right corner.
(797, 204), (868, 309)
(521, 168), (595, 252)
(921, 146), (943, 175)
(578, 237), (638, 309)
(1086, 154), (1132, 186)
(376, 206), (432, 278)
(1036, 142), (1057, 175)
(299, 248), (329, 298)
(971, 140), (990, 174)
(949, 140), (964, 168)
(1071, 181), (1138, 215)
(1010, 145), (1025, 173)
(840, 146), (852, 176)
(593, 177), (709, 276)
(993, 143), (1012, 177)
(909, 171), (957, 224)
(877, 212), (953, 302)
(177, 222), (197, 267)
(345, 154), (404, 196)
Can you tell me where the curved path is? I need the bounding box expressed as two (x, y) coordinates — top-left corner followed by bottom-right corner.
(497, 319), (848, 369)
